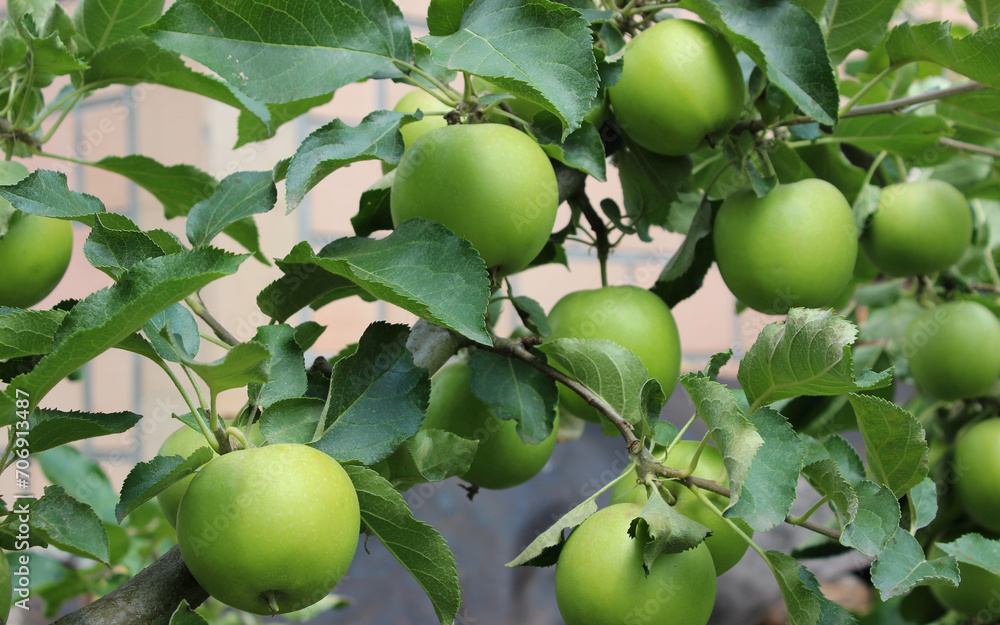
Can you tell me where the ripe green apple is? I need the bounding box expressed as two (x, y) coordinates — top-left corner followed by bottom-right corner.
(609, 441), (752, 574)
(382, 89), (451, 174)
(390, 123), (558, 276)
(862, 180), (972, 277)
(545, 285), (681, 423)
(929, 542), (1000, 617)
(555, 503), (716, 625)
(609, 19), (744, 156)
(0, 161), (73, 308)
(713, 179), (857, 314)
(954, 419), (1000, 534)
(176, 444), (360, 615)
(415, 361), (559, 490)
(905, 301), (1000, 401)
(0, 550), (10, 625)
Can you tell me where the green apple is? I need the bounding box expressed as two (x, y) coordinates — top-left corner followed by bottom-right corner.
(955, 419), (1000, 533)
(862, 180), (972, 277)
(390, 123), (558, 276)
(929, 541), (1000, 617)
(417, 361), (559, 490)
(0, 161), (73, 308)
(713, 179), (857, 314)
(383, 89), (451, 173)
(545, 285), (681, 422)
(609, 19), (744, 156)
(905, 301), (1000, 401)
(609, 441), (752, 574)
(177, 444), (359, 615)
(555, 503), (716, 625)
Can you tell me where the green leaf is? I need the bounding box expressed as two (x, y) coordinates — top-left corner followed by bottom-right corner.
(351, 170), (394, 237)
(850, 393), (928, 496)
(115, 447), (215, 522)
(842, 479), (899, 557)
(908, 477), (938, 531)
(286, 110), (411, 211)
(236, 93), (334, 148)
(937, 89), (1000, 140)
(966, 2), (1000, 28)
(144, 0), (413, 104)
(344, 465), (460, 625)
(248, 324), (307, 409)
(510, 295), (550, 336)
(220, 216), (269, 264)
(3, 247), (246, 419)
(726, 407), (803, 531)
(531, 113), (606, 180)
(617, 140), (692, 241)
(26, 31), (89, 75)
(31, 485), (110, 565)
(169, 600), (210, 625)
(0, 308), (66, 359)
(629, 490), (710, 570)
(468, 349), (557, 444)
(937, 533), (1000, 576)
(823, 0), (901, 65)
(651, 199), (717, 307)
(186, 170), (275, 248)
(886, 22), (1000, 89)
(26, 408), (142, 453)
(259, 397), (324, 444)
(802, 458), (857, 523)
(427, 0), (472, 36)
(265, 219), (491, 345)
(680, 374), (764, 507)
(142, 302), (200, 362)
(507, 497), (598, 567)
(73, 0), (165, 55)
(766, 550), (857, 624)
(738, 308), (893, 410)
(405, 428), (479, 482)
(0, 169), (105, 222)
(870, 529), (959, 600)
(182, 341), (271, 394)
(0, 21), (28, 72)
(293, 320), (326, 351)
(84, 212), (167, 279)
(36, 445), (118, 523)
(422, 0), (599, 136)
(832, 114), (952, 159)
(257, 266), (368, 323)
(680, 0), (839, 125)
(313, 323), (430, 465)
(540, 338), (660, 440)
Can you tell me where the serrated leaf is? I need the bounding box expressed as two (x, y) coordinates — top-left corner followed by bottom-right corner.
(468, 349), (557, 444)
(257, 266), (369, 324)
(84, 212), (166, 279)
(169, 600), (210, 625)
(186, 171), (275, 248)
(259, 397), (324, 444)
(871, 529), (959, 600)
(26, 408), (142, 453)
(265, 219), (491, 344)
(31, 485), (110, 565)
(142, 302), (200, 363)
(181, 342), (271, 394)
(3, 247), (246, 420)
(540, 338), (660, 440)
(617, 140), (691, 241)
(726, 407), (802, 531)
(680, 0), (838, 125)
(0, 308), (66, 359)
(248, 324), (307, 409)
(886, 22), (1000, 89)
(352, 170), (394, 237)
(144, 0), (413, 104)
(823, 0), (901, 65)
(406, 428), (479, 482)
(115, 447), (215, 522)
(630, 490), (709, 571)
(422, 0), (598, 137)
(908, 478), (937, 531)
(0, 169), (105, 222)
(802, 458), (857, 528)
(651, 198), (717, 307)
(510, 295), (549, 336)
(766, 550), (857, 625)
(850, 393), (928, 496)
(0, 21), (28, 72)
(531, 113), (606, 180)
(344, 465), (460, 625)
(286, 110), (411, 211)
(236, 93), (334, 148)
(36, 445), (119, 523)
(738, 308), (893, 411)
(427, 0), (472, 36)
(937, 533), (1000, 576)
(966, 2), (1000, 28)
(507, 497), (598, 567)
(312, 323), (429, 465)
(293, 320), (325, 351)
(833, 114), (952, 159)
(27, 31), (89, 75)
(841, 479), (899, 557)
(680, 374), (764, 508)
(73, 0), (165, 55)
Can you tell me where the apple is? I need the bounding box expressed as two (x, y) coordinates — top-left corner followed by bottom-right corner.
(609, 19), (744, 156)
(383, 89), (451, 173)
(390, 123), (558, 276)
(929, 541), (1000, 617)
(413, 361), (559, 490)
(0, 161), (73, 308)
(954, 419), (1000, 534)
(545, 285), (681, 422)
(555, 503), (716, 625)
(713, 179), (857, 314)
(862, 180), (972, 277)
(176, 444), (359, 615)
(905, 301), (1000, 401)
(609, 441), (752, 574)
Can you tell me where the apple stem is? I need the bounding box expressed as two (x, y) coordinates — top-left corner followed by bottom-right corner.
(263, 591), (280, 615)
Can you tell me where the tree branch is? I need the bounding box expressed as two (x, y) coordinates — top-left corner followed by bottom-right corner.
(52, 546), (207, 625)
(186, 294), (240, 347)
(939, 136), (1000, 159)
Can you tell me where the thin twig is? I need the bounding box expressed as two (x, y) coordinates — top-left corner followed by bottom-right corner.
(939, 136), (1000, 159)
(185, 294), (239, 347)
